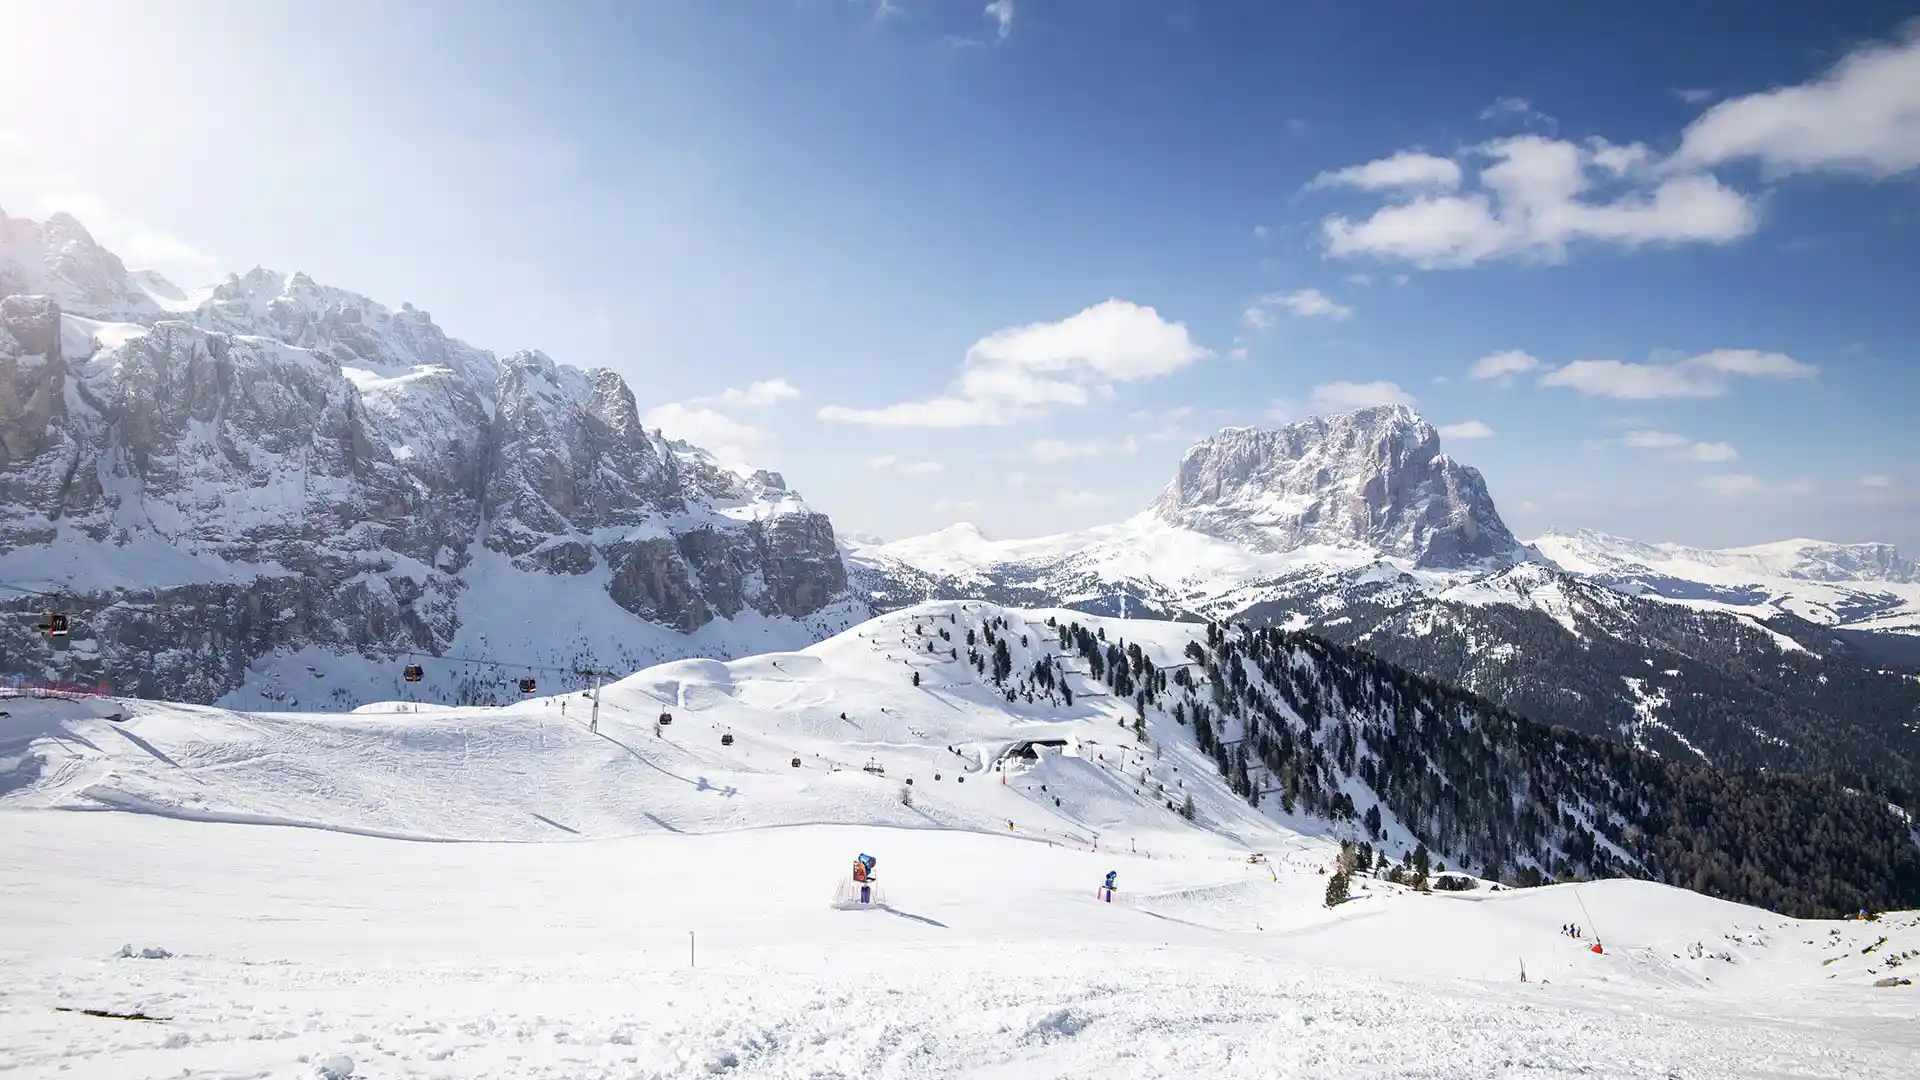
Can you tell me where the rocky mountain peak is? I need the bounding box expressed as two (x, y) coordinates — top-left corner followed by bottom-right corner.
(0, 211), (858, 705)
(1150, 406), (1525, 569)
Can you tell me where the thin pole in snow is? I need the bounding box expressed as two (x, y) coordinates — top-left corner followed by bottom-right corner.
(689, 930), (695, 968)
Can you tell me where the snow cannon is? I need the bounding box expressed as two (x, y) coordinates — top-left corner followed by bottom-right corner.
(1099, 870), (1117, 903)
(833, 854), (885, 910)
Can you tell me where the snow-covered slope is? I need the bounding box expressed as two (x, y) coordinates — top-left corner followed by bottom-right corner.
(0, 211), (858, 706)
(0, 603), (1308, 850)
(7, 812), (1915, 1079)
(1535, 528), (1920, 634)
(4, 601), (1917, 1075)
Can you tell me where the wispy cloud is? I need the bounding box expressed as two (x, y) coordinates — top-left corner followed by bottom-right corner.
(1317, 136), (1755, 268)
(1479, 96), (1557, 132)
(1699, 474), (1815, 497)
(1051, 489), (1116, 510)
(708, 378), (801, 407)
(1244, 288), (1353, 326)
(1312, 150), (1462, 193)
(1674, 22), (1920, 178)
(1312, 24), (1920, 270)
(1439, 420), (1495, 440)
(1860, 474), (1894, 489)
(1612, 429), (1739, 462)
(1540, 349), (1817, 400)
(1310, 380), (1415, 412)
(1028, 435), (1141, 462)
(867, 454), (944, 475)
(643, 402), (768, 465)
(819, 299), (1209, 427)
(1467, 348), (1543, 384)
(984, 0), (1015, 41)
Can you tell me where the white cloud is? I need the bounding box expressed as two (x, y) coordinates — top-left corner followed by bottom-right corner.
(1480, 97), (1556, 130)
(1051, 490), (1116, 510)
(1674, 87), (1717, 106)
(818, 397), (1004, 428)
(1317, 136), (1756, 268)
(1468, 348), (1543, 382)
(1028, 435), (1140, 462)
(932, 498), (980, 514)
(1678, 441), (1740, 463)
(1698, 474), (1814, 497)
(1312, 150), (1463, 193)
(1675, 23), (1920, 178)
(1275, 288), (1353, 321)
(22, 191), (218, 281)
(819, 299), (1208, 427)
(867, 453), (944, 475)
(1310, 380), (1415, 413)
(711, 378), (800, 407)
(1438, 420), (1495, 440)
(1345, 272), (1374, 287)
(1242, 288), (1352, 329)
(1263, 398), (1299, 424)
(643, 403), (768, 464)
(1619, 429), (1690, 450)
(1540, 349), (1815, 400)
(1861, 474), (1894, 488)
(1252, 224), (1272, 241)
(984, 0), (1015, 40)
(1699, 473), (1764, 496)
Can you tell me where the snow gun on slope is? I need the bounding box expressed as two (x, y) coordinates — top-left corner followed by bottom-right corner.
(833, 854), (884, 910)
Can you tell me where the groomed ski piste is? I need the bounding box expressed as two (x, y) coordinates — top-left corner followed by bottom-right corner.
(3, 601), (1917, 1078)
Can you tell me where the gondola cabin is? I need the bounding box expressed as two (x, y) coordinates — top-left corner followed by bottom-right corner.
(41, 613), (70, 637)
(518, 678), (537, 694)
(403, 664), (424, 683)
(657, 711), (673, 726)
(791, 757), (802, 768)
(720, 732), (734, 746)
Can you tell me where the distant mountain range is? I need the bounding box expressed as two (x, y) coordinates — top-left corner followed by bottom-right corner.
(845, 407), (1920, 795)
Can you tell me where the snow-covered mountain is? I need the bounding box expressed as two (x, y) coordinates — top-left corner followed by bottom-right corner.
(1153, 407), (1526, 568)
(1533, 528), (1920, 634)
(848, 406), (1535, 621)
(0, 210), (859, 706)
(847, 408), (1920, 793)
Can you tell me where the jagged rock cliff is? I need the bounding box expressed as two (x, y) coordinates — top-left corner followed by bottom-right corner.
(0, 210), (856, 707)
(1150, 406), (1525, 569)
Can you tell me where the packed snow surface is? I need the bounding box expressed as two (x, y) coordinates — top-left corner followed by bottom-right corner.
(3, 603), (1917, 1077)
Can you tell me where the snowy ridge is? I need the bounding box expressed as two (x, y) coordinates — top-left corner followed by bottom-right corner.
(1534, 528), (1920, 634)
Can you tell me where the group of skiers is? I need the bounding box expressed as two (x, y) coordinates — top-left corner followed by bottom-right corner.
(1561, 923), (1585, 939)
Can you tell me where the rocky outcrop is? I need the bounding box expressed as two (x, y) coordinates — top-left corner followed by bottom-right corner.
(1150, 405), (1525, 569)
(0, 212), (858, 705)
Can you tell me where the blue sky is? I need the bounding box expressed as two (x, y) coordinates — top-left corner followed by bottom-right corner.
(3, 1), (1917, 549)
